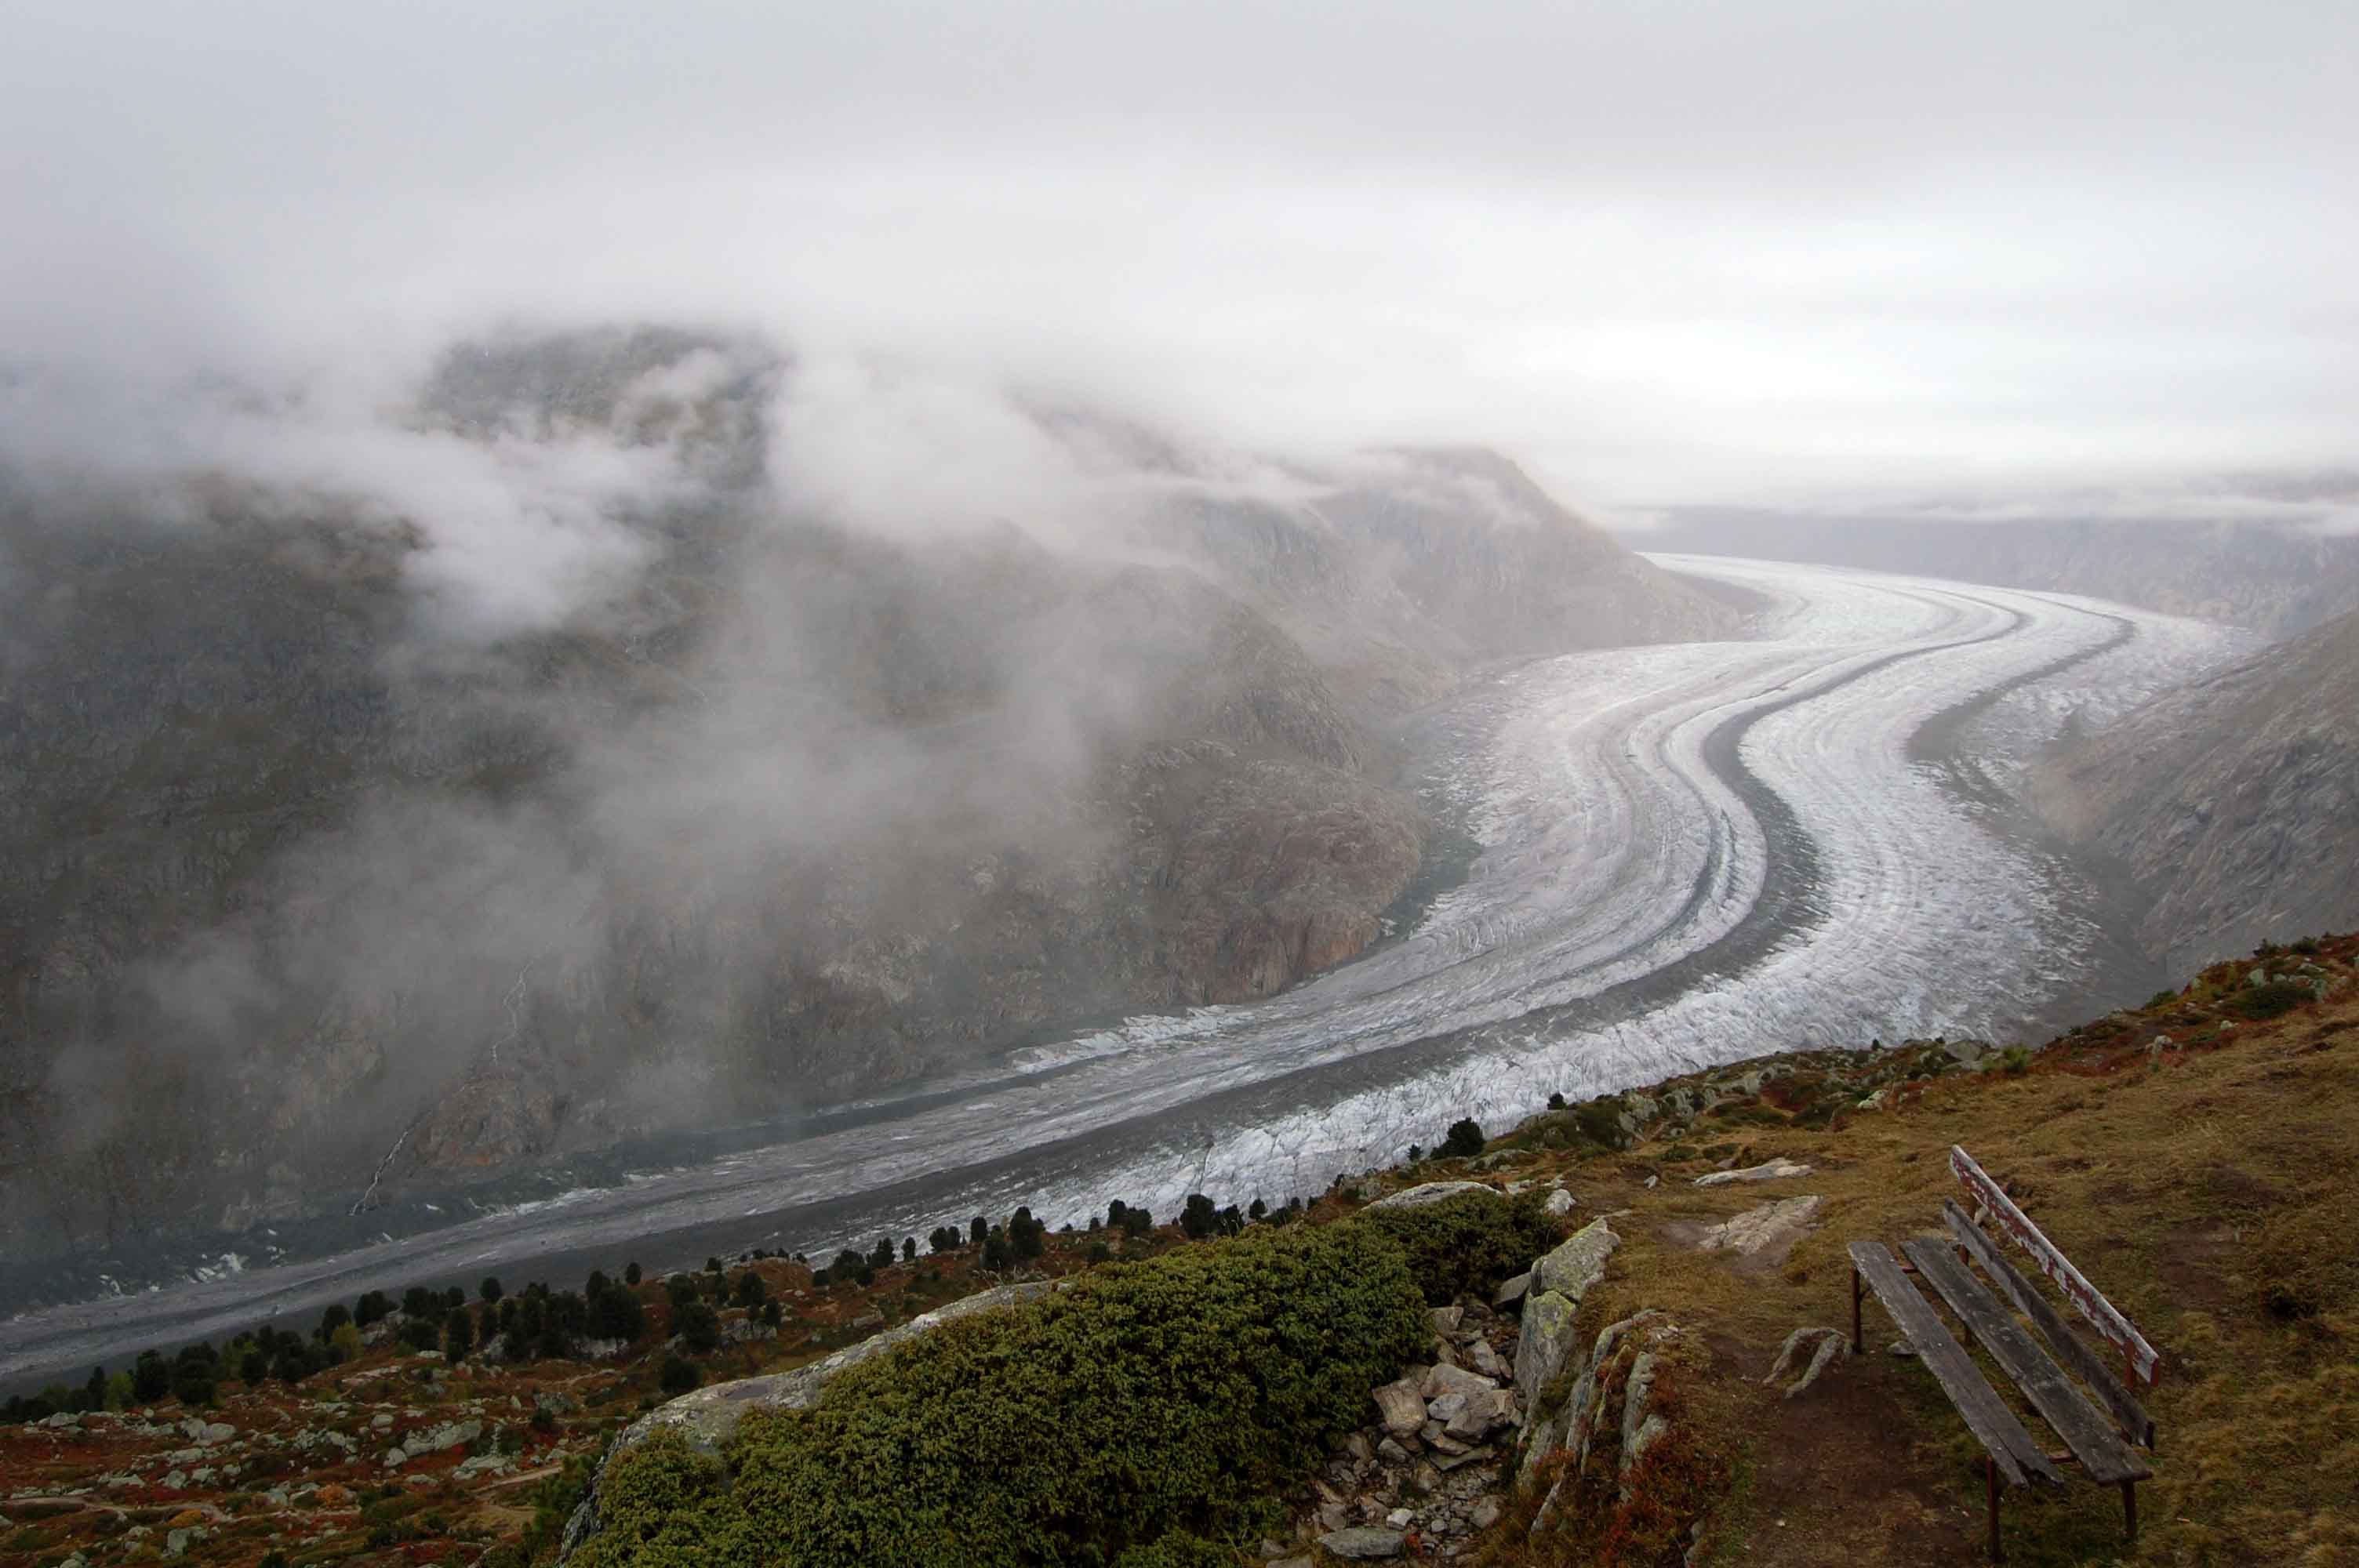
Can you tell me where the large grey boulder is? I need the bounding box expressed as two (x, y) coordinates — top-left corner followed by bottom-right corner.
(1532, 1218), (1619, 1300)
(1319, 1524), (1407, 1559)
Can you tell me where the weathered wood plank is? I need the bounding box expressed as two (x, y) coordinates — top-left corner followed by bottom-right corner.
(1848, 1240), (2063, 1488)
(1951, 1146), (2161, 1384)
(1944, 1200), (2157, 1450)
(1903, 1236), (2154, 1486)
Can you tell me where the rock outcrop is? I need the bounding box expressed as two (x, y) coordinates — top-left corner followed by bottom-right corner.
(1692, 1196), (1824, 1266)
(1510, 1219), (1619, 1446)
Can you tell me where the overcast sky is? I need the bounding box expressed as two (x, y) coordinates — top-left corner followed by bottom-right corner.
(5, 0), (2355, 514)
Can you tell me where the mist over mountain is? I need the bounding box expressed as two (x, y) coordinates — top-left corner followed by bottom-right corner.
(1640, 489), (2359, 640)
(0, 325), (1732, 1254)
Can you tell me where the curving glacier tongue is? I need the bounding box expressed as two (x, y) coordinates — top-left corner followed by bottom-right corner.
(0, 556), (2248, 1390)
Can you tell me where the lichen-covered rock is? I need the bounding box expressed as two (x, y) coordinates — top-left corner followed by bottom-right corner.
(1532, 1218), (1619, 1301)
(1513, 1289), (1582, 1420)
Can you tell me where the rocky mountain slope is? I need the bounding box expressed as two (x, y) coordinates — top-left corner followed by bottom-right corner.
(2029, 607), (2359, 971)
(0, 327), (1734, 1254)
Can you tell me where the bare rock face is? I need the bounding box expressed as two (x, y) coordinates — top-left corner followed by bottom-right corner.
(405, 1072), (562, 1173)
(2031, 606), (2359, 969)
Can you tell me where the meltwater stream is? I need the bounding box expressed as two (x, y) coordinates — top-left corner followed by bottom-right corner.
(0, 557), (2249, 1389)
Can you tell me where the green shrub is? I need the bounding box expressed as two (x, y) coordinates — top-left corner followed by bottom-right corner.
(673, 1302), (720, 1355)
(573, 1221), (1428, 1568)
(1357, 1189), (1558, 1305)
(659, 1355), (701, 1396)
(1573, 1102), (1628, 1149)
(2146, 989), (2181, 1010)
(1111, 1532), (1246, 1567)
(1438, 1117), (1486, 1159)
(2223, 981), (2311, 1021)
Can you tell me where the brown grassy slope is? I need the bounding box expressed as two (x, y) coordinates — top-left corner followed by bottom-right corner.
(1452, 942), (2359, 1568)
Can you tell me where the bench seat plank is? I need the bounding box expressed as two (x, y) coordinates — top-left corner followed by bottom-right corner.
(1903, 1236), (2153, 1486)
(1848, 1240), (2064, 1488)
(1943, 1200), (2157, 1450)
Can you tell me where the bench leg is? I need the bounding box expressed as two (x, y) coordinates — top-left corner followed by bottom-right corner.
(1851, 1266), (1863, 1353)
(1986, 1456), (2003, 1563)
(2122, 1479), (2138, 1544)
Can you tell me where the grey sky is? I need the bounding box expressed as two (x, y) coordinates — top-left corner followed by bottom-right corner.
(5, 0), (2354, 511)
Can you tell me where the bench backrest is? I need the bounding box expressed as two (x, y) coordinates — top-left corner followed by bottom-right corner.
(1951, 1145), (2160, 1386)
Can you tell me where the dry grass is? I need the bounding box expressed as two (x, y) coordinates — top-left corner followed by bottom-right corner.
(1460, 944), (2359, 1566)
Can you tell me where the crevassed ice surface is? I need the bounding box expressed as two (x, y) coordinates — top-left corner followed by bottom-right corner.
(0, 557), (2251, 1385)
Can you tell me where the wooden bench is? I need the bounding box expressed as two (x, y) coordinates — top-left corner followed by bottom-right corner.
(1847, 1147), (2158, 1561)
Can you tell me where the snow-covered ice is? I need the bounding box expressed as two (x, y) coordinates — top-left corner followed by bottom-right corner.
(0, 558), (2248, 1387)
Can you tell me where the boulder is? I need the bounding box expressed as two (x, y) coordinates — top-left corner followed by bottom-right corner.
(1492, 1271), (1532, 1310)
(1445, 1387), (1516, 1441)
(1695, 1196), (1823, 1264)
(1532, 1218), (1619, 1299)
(1421, 1363), (1498, 1402)
(1544, 1187), (1577, 1216)
(1372, 1378), (1427, 1439)
(1318, 1525), (1406, 1559)
(1692, 1158), (1812, 1187)
(1367, 1181), (1497, 1212)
